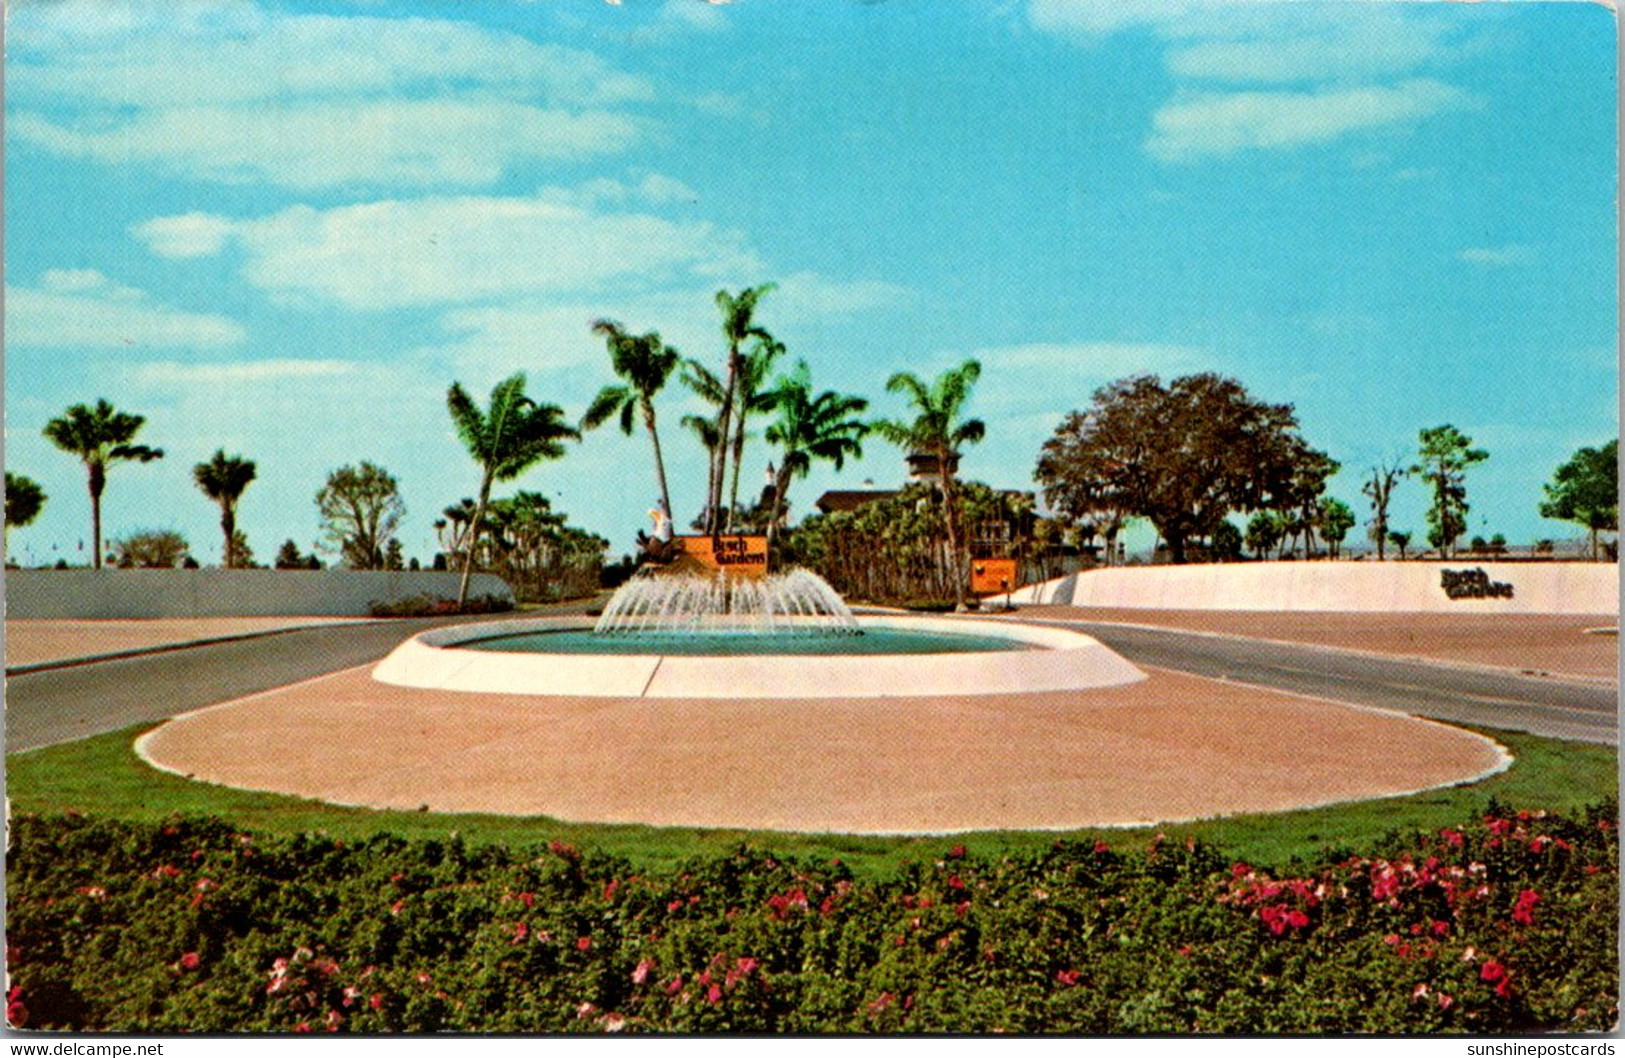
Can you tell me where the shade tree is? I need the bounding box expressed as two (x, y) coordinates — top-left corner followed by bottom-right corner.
(315, 462), (405, 572)
(1538, 440), (1617, 560)
(1411, 425), (1488, 558)
(1036, 374), (1324, 565)
(5, 472), (46, 562)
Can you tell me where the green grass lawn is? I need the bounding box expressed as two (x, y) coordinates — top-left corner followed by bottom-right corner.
(7, 722), (1616, 876)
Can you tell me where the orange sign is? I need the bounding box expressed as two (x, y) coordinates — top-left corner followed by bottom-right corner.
(971, 558), (1019, 596)
(670, 535), (769, 577)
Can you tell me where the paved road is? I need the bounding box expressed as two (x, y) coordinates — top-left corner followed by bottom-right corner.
(7, 605), (1616, 753)
(4, 606), (590, 753)
(1033, 617), (1619, 746)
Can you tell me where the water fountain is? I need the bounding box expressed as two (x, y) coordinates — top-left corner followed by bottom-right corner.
(593, 568), (860, 637)
(371, 562), (1146, 698)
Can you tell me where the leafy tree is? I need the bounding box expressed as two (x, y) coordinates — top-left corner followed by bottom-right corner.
(192, 450), (257, 568)
(446, 373), (579, 609)
(761, 362), (869, 555)
(1318, 497), (1356, 559)
(582, 320), (681, 527)
(872, 360), (986, 609)
(274, 539), (312, 570)
(383, 538), (405, 572)
(1036, 374), (1319, 565)
(1275, 449), (1340, 559)
(1387, 529), (1413, 560)
(5, 472), (46, 562)
(42, 400), (164, 570)
(111, 529), (190, 569)
(1538, 440), (1618, 560)
(1245, 510), (1284, 560)
(705, 284), (776, 533)
(1411, 425), (1488, 558)
(229, 530), (256, 569)
(1209, 519), (1243, 562)
(1362, 459), (1407, 561)
(316, 462), (404, 571)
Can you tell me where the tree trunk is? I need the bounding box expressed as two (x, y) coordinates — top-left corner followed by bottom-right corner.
(457, 471), (494, 611)
(643, 401), (674, 532)
(765, 463), (794, 566)
(940, 450), (966, 609)
(88, 464), (105, 570)
(1166, 531), (1188, 565)
(726, 412), (748, 534)
(709, 349), (740, 535)
(221, 507), (236, 568)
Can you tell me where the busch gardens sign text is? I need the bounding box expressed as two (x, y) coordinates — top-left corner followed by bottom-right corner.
(1440, 567), (1515, 601)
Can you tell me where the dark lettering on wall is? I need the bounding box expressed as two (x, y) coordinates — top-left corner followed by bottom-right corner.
(1440, 567), (1515, 600)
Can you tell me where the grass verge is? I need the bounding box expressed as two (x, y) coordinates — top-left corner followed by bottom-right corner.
(6, 723), (1616, 876)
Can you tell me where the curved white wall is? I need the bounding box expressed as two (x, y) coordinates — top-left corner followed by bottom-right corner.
(4, 569), (515, 619)
(371, 615), (1147, 699)
(1009, 561), (1618, 615)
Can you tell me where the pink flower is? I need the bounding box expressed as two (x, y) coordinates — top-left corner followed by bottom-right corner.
(179, 952), (201, 971)
(369, 994), (384, 1011)
(517, 891), (535, 909)
(735, 957), (759, 977)
(1412, 983), (1430, 1000)
(603, 879), (620, 901)
(665, 976), (683, 996)
(1055, 969), (1082, 986)
(293, 1022), (311, 1034)
(1431, 920), (1450, 938)
(632, 960), (654, 985)
(1440, 829), (1464, 848)
(576, 1002), (597, 1019)
(390, 899), (405, 916)
(1438, 993), (1454, 1011)
(511, 922), (528, 944)
(576, 936), (592, 952)
(668, 899), (685, 912)
(706, 984), (723, 1004)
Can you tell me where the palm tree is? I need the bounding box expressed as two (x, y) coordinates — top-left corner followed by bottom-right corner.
(725, 335), (787, 532)
(581, 320), (680, 526)
(447, 373), (579, 609)
(707, 283), (776, 533)
(42, 400), (164, 569)
(192, 450), (258, 568)
(4, 472), (47, 563)
(871, 360), (985, 610)
(762, 362), (869, 556)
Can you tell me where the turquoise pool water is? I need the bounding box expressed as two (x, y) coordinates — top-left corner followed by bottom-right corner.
(456, 627), (1035, 657)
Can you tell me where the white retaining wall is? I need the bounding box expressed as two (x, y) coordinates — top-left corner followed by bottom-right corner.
(4, 569), (515, 619)
(1007, 561), (1618, 615)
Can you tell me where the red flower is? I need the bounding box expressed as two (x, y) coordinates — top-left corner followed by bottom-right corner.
(293, 1022), (312, 1034)
(947, 874), (965, 890)
(517, 891), (535, 909)
(179, 952), (201, 971)
(1094, 841), (1110, 854)
(576, 936), (592, 952)
(706, 984), (723, 1004)
(511, 922), (528, 944)
(370, 994), (384, 1011)
(1494, 977), (1514, 999)
(665, 976), (683, 996)
(947, 844), (967, 859)
(1480, 960), (1506, 983)
(1431, 920), (1450, 938)
(1440, 829), (1464, 848)
(668, 899), (685, 912)
(1055, 969), (1082, 986)
(1512, 889), (1539, 926)
(603, 879), (620, 901)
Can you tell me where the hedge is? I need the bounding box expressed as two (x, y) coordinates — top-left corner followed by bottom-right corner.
(6, 802), (1617, 1034)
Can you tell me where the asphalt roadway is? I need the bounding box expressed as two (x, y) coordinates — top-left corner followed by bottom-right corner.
(1036, 617), (1619, 747)
(4, 607), (1618, 753)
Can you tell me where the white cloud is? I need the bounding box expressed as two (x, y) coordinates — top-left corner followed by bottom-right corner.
(1031, 0), (1484, 162)
(1147, 79), (1472, 162)
(133, 213), (237, 259)
(136, 194), (765, 310)
(5, 270), (246, 349)
(771, 272), (914, 322)
(1458, 244), (1530, 267)
(132, 359), (359, 385)
(8, 5), (653, 190)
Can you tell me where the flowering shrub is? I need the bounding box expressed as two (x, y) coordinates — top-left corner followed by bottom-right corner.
(6, 803), (1616, 1033)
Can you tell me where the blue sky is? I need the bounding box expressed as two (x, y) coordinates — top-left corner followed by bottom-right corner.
(4, 0), (1616, 567)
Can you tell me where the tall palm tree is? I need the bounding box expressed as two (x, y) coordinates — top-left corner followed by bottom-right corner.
(871, 360), (985, 609)
(708, 283), (776, 533)
(762, 361), (869, 555)
(42, 399), (164, 569)
(192, 450), (258, 568)
(4, 472), (47, 564)
(581, 320), (681, 526)
(725, 334), (787, 532)
(447, 373), (580, 609)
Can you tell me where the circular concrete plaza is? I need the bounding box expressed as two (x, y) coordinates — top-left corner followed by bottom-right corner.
(136, 617), (1509, 835)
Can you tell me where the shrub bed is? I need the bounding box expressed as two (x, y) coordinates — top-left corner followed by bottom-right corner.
(6, 803), (1617, 1034)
